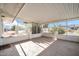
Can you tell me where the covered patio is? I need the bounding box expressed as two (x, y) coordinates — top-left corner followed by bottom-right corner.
(0, 3), (79, 56)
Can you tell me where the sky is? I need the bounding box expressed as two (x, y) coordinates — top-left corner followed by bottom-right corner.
(48, 19), (79, 28)
(3, 18), (79, 29)
(16, 19), (24, 24)
(3, 18), (24, 29)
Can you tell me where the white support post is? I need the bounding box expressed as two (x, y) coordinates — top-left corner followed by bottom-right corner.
(15, 24), (18, 34)
(0, 15), (4, 46)
(0, 15), (3, 37)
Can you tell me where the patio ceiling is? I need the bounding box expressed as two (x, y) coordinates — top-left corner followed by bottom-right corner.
(0, 3), (79, 23)
(0, 3), (23, 22)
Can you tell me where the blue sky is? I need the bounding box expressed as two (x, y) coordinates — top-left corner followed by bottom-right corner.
(48, 19), (79, 28)
(16, 18), (24, 24)
(4, 18), (79, 29)
(4, 18), (24, 29)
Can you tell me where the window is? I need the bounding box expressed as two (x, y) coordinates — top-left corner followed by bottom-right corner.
(67, 19), (79, 36)
(2, 18), (32, 37)
(42, 24), (49, 33)
(48, 20), (66, 35)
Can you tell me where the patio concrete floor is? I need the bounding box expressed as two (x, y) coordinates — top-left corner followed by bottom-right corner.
(0, 37), (79, 56)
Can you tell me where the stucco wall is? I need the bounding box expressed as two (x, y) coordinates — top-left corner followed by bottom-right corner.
(0, 33), (42, 46)
(0, 33), (79, 46)
(57, 35), (79, 42)
(42, 33), (79, 42)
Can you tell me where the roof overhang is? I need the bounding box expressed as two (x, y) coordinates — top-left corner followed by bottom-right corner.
(0, 3), (79, 24)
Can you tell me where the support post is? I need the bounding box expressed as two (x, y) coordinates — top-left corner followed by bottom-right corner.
(0, 15), (3, 37)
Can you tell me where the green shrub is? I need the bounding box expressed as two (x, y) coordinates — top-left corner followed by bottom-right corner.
(50, 27), (65, 34)
(58, 28), (65, 34)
